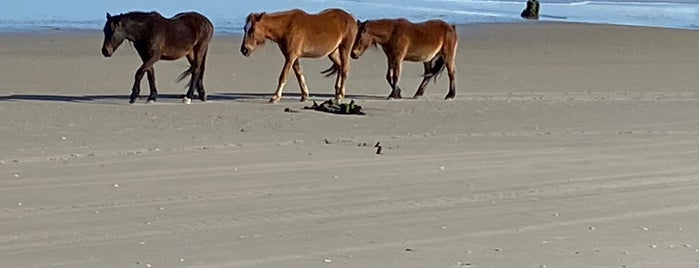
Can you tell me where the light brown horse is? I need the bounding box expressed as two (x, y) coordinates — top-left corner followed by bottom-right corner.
(240, 9), (358, 103)
(102, 11), (214, 104)
(351, 19), (458, 99)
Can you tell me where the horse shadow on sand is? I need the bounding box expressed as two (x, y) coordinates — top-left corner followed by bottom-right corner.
(0, 92), (383, 104)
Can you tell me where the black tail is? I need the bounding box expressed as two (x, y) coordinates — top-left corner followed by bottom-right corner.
(424, 55), (446, 82)
(320, 63), (340, 77)
(177, 65), (195, 88)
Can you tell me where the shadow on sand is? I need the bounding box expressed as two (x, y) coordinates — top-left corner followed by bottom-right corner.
(0, 92), (383, 104)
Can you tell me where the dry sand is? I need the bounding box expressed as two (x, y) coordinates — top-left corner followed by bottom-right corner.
(1, 22), (699, 267)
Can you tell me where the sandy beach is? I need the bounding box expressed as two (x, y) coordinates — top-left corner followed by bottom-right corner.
(2, 22), (699, 267)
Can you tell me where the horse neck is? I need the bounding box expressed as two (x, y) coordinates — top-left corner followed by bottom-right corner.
(366, 20), (396, 45)
(121, 16), (156, 42)
(260, 14), (292, 43)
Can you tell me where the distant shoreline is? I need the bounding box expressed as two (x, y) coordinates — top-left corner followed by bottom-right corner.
(1, 20), (697, 37)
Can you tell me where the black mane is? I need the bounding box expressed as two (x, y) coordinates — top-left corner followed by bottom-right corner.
(109, 11), (162, 22)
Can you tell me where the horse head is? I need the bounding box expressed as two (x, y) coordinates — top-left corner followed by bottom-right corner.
(240, 12), (266, 57)
(351, 20), (373, 59)
(101, 13), (127, 57)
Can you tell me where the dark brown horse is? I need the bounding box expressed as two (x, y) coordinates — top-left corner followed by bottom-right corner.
(240, 9), (358, 103)
(101, 11), (214, 104)
(351, 19), (458, 99)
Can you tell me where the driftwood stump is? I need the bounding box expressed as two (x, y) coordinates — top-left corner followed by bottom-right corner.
(521, 0), (540, 20)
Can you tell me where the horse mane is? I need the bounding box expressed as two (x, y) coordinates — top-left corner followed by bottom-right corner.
(360, 20), (390, 49)
(110, 11), (163, 21)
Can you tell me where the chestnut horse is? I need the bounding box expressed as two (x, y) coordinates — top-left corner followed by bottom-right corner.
(240, 9), (358, 103)
(101, 11), (214, 104)
(351, 19), (458, 99)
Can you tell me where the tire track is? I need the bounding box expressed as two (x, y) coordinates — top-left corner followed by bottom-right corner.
(187, 202), (699, 268)
(3, 147), (696, 220)
(3, 137), (698, 191)
(3, 165), (699, 255)
(2, 136), (698, 221)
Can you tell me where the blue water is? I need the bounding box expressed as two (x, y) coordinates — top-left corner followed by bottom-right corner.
(0, 0), (697, 32)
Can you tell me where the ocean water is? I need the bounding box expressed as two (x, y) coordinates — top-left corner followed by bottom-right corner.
(0, 0), (697, 33)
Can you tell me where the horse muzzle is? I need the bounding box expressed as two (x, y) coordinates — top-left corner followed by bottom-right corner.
(101, 47), (113, 57)
(240, 47), (251, 57)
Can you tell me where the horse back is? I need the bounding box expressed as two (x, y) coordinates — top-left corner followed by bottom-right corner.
(316, 8), (354, 21)
(409, 20), (454, 40)
(286, 8), (357, 57)
(150, 12), (213, 60)
(155, 13), (211, 46)
(292, 8), (355, 35)
(169, 12), (214, 41)
(394, 19), (457, 61)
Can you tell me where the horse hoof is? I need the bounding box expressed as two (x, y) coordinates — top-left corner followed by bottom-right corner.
(182, 97), (192, 104)
(268, 98), (280, 104)
(146, 99), (155, 104)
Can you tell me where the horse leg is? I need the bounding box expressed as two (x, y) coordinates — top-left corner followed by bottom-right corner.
(327, 50), (344, 101)
(414, 62), (433, 98)
(131, 57), (159, 103)
(336, 47), (351, 102)
(386, 59), (403, 99)
(195, 48), (208, 102)
(444, 32), (458, 99)
(197, 68), (206, 101)
(291, 59), (310, 101)
(443, 49), (457, 99)
(183, 52), (201, 104)
(271, 56), (296, 103)
(384, 66), (394, 99)
(445, 59), (456, 99)
(130, 69), (143, 103)
(145, 67), (157, 103)
(179, 53), (195, 101)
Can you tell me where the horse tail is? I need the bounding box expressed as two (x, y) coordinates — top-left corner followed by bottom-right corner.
(177, 65), (194, 88)
(320, 63), (340, 77)
(425, 55), (446, 81)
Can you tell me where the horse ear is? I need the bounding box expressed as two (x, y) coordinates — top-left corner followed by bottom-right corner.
(255, 12), (265, 22)
(358, 20), (367, 33)
(106, 12), (112, 20)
